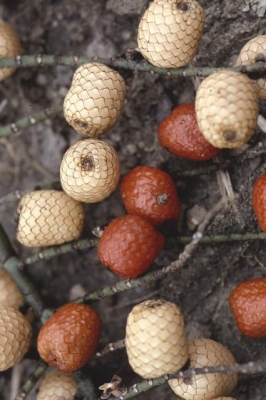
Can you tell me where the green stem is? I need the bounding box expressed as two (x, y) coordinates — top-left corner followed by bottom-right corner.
(25, 237), (97, 266)
(0, 224), (44, 317)
(0, 54), (265, 76)
(0, 181), (61, 206)
(15, 360), (48, 400)
(0, 106), (62, 138)
(74, 370), (98, 400)
(24, 231), (266, 267)
(177, 232), (266, 244)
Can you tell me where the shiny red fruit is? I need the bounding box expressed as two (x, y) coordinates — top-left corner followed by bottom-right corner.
(120, 166), (181, 227)
(158, 103), (220, 160)
(37, 303), (102, 372)
(253, 173), (266, 232)
(98, 214), (164, 278)
(229, 278), (266, 338)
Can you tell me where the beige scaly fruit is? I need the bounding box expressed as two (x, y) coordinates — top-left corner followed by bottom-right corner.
(63, 63), (126, 137)
(125, 299), (188, 379)
(235, 35), (266, 99)
(0, 306), (32, 371)
(37, 369), (77, 400)
(168, 338), (238, 400)
(60, 139), (120, 203)
(16, 190), (85, 247)
(0, 20), (22, 81)
(137, 0), (204, 68)
(195, 70), (258, 148)
(0, 269), (23, 309)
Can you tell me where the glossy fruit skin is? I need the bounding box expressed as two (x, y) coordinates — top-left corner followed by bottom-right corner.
(158, 104), (220, 160)
(253, 174), (266, 232)
(120, 166), (181, 226)
(98, 215), (164, 278)
(37, 303), (102, 372)
(230, 277), (266, 338)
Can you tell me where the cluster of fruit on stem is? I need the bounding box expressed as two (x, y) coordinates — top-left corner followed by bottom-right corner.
(0, 0), (266, 398)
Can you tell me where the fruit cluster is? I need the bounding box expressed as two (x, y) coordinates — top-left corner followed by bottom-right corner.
(0, 1), (265, 399)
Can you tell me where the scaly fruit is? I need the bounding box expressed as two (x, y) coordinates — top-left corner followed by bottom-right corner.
(37, 369), (77, 400)
(137, 0), (205, 68)
(60, 139), (120, 203)
(98, 215), (164, 278)
(125, 299), (188, 378)
(158, 103), (220, 160)
(235, 35), (266, 99)
(0, 306), (32, 371)
(230, 277), (266, 338)
(37, 303), (102, 373)
(0, 20), (22, 81)
(120, 165), (181, 226)
(63, 63), (126, 137)
(195, 70), (258, 148)
(16, 190), (85, 247)
(168, 338), (238, 400)
(0, 269), (23, 309)
(252, 173), (266, 232)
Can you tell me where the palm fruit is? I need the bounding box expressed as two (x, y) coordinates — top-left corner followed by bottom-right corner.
(16, 190), (85, 247)
(195, 70), (258, 148)
(0, 20), (22, 81)
(60, 139), (120, 203)
(168, 338), (238, 400)
(0, 306), (32, 371)
(125, 299), (188, 378)
(37, 303), (102, 373)
(235, 35), (266, 99)
(98, 215), (164, 278)
(137, 0), (205, 68)
(63, 63), (126, 137)
(37, 369), (77, 400)
(0, 269), (23, 309)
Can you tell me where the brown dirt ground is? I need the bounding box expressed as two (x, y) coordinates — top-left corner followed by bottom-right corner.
(0, 0), (266, 399)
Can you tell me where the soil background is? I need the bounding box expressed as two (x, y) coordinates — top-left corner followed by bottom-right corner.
(0, 0), (266, 399)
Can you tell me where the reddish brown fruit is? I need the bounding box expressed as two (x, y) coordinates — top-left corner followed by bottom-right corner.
(229, 278), (266, 338)
(98, 215), (164, 278)
(120, 166), (181, 227)
(37, 303), (102, 372)
(253, 173), (266, 232)
(158, 104), (220, 160)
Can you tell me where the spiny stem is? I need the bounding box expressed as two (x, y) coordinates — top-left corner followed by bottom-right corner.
(0, 181), (61, 206)
(0, 106), (62, 138)
(0, 54), (265, 77)
(75, 197), (230, 303)
(15, 360), (48, 400)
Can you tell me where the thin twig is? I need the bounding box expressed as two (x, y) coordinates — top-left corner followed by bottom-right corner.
(75, 197), (231, 303)
(25, 237), (97, 266)
(0, 54), (265, 77)
(96, 340), (126, 357)
(0, 224), (44, 317)
(0, 106), (62, 138)
(15, 360), (48, 400)
(120, 360), (266, 400)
